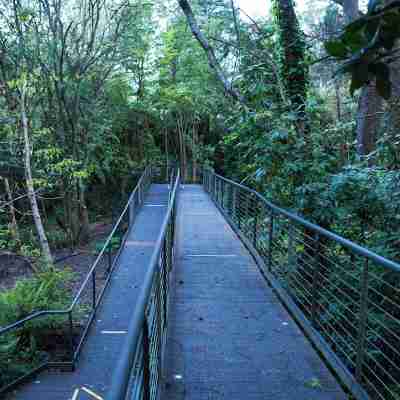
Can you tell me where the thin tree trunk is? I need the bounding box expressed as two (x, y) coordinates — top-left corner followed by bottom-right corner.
(1, 176), (20, 244)
(165, 127), (169, 181)
(79, 180), (90, 243)
(177, 116), (187, 183)
(21, 83), (53, 267)
(192, 122), (198, 183)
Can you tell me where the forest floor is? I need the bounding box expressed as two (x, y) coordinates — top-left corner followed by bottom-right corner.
(0, 221), (114, 297)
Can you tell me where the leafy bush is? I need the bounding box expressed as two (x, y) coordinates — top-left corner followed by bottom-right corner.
(0, 269), (73, 387)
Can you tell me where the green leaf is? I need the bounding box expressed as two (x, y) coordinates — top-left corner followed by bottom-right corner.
(325, 40), (348, 59)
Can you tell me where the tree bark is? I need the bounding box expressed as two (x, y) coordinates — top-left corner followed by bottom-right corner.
(79, 181), (90, 244)
(192, 122), (198, 183)
(275, 0), (308, 136)
(1, 176), (20, 245)
(177, 0), (244, 103)
(21, 82), (53, 267)
(356, 82), (383, 157)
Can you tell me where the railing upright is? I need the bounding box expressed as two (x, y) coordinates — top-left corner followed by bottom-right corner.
(310, 233), (320, 325)
(355, 258), (369, 383)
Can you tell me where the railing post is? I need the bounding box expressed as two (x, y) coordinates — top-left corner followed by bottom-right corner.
(311, 233), (321, 325)
(129, 197), (134, 226)
(237, 188), (242, 229)
(356, 258), (369, 383)
(92, 270), (96, 310)
(142, 320), (151, 400)
(232, 186), (237, 222)
(221, 180), (225, 209)
(108, 242), (112, 274)
(162, 240), (169, 328)
(268, 211), (274, 271)
(213, 174), (217, 199)
(253, 208), (258, 249)
(246, 192), (251, 230)
(68, 311), (75, 367)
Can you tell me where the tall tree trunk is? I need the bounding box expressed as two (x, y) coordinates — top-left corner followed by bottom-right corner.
(342, 0), (383, 158)
(356, 82), (383, 158)
(21, 83), (53, 267)
(387, 45), (400, 161)
(192, 123), (198, 183)
(1, 176), (20, 245)
(177, 116), (187, 183)
(332, 0), (383, 159)
(274, 0), (308, 136)
(165, 127), (169, 181)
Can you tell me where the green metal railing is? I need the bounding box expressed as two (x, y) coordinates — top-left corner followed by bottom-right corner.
(108, 169), (180, 400)
(203, 168), (400, 400)
(0, 167), (153, 393)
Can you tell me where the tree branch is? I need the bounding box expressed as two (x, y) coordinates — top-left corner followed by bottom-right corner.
(177, 0), (245, 103)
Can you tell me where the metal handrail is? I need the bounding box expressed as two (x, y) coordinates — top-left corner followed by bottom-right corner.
(203, 168), (400, 400)
(108, 169), (180, 400)
(0, 166), (153, 392)
(208, 172), (400, 274)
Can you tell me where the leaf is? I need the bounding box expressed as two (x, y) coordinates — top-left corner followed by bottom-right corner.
(325, 40), (348, 59)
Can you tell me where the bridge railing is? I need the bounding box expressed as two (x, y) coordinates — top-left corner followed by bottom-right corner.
(108, 169), (180, 400)
(203, 168), (400, 400)
(0, 167), (153, 394)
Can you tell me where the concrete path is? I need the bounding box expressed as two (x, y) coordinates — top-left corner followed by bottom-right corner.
(8, 185), (170, 400)
(163, 185), (347, 400)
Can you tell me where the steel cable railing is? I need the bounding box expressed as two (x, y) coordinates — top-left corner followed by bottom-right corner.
(108, 169), (180, 400)
(203, 168), (400, 400)
(0, 167), (153, 394)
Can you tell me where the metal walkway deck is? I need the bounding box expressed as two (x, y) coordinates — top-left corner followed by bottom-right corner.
(7, 184), (170, 400)
(163, 185), (346, 400)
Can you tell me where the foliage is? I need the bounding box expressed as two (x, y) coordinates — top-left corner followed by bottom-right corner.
(0, 269), (73, 386)
(325, 1), (400, 98)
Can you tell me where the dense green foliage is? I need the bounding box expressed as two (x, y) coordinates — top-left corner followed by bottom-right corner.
(1, 0), (400, 395)
(0, 269), (73, 386)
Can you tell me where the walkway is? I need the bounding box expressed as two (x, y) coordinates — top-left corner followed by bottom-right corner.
(8, 185), (170, 400)
(163, 185), (346, 400)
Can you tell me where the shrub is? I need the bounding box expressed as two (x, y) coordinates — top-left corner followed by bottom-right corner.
(0, 269), (73, 387)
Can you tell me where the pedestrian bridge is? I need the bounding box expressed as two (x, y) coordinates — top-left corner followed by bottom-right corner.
(2, 167), (400, 400)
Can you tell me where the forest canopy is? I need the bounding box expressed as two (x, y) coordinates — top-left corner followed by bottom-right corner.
(0, 0), (399, 287)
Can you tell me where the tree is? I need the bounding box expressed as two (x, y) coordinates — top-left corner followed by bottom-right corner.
(177, 0), (244, 103)
(274, 0), (309, 136)
(20, 78), (53, 266)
